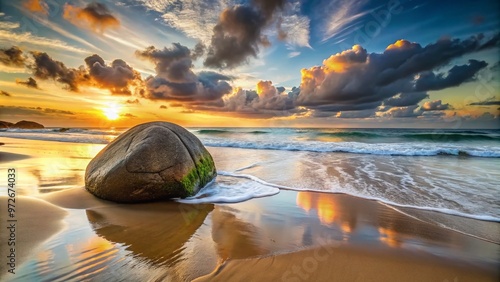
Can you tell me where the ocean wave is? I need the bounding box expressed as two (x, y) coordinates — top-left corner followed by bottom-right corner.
(196, 129), (269, 135)
(200, 138), (500, 158)
(1, 130), (499, 157)
(316, 131), (381, 138)
(401, 133), (500, 141)
(314, 130), (500, 141)
(196, 129), (230, 134)
(176, 176), (279, 204)
(216, 171), (500, 222)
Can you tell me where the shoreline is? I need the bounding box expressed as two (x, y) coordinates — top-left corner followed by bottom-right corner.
(0, 187), (497, 281)
(0, 137), (498, 280)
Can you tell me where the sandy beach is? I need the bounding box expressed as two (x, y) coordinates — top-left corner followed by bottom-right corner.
(0, 137), (499, 281)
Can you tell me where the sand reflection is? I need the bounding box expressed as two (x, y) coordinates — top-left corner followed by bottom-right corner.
(86, 202), (213, 266)
(296, 191), (357, 234)
(210, 206), (266, 261)
(0, 138), (105, 195)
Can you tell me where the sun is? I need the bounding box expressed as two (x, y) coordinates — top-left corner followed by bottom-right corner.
(103, 104), (120, 120)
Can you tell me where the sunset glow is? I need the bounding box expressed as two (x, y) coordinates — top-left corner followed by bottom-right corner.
(102, 104), (120, 121)
(0, 0), (498, 128)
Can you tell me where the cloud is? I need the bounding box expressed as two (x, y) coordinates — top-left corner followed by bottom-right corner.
(251, 80), (295, 110)
(25, 50), (142, 94)
(29, 51), (88, 91)
(16, 77), (40, 89)
(120, 113), (137, 118)
(125, 99), (140, 104)
(149, 0), (231, 43)
(0, 105), (75, 116)
(42, 108), (75, 115)
(469, 100), (500, 106)
(190, 80), (298, 118)
(383, 92), (429, 107)
(274, 1), (311, 48)
(136, 44), (232, 102)
(380, 105), (422, 118)
(421, 100), (450, 111)
(139, 0), (309, 47)
(297, 34), (500, 114)
(377, 35), (498, 86)
(23, 0), (48, 14)
(84, 54), (143, 95)
(335, 109), (376, 118)
(159, 105), (167, 109)
(136, 0), (309, 66)
(63, 2), (120, 32)
(1, 90), (12, 97)
(415, 60), (488, 91)
(0, 21), (20, 30)
(0, 46), (26, 67)
(320, 0), (370, 42)
(136, 44), (195, 82)
(0, 29), (89, 54)
(204, 0), (286, 68)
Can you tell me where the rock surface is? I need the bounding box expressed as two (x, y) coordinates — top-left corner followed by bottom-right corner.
(0, 121), (14, 128)
(13, 120), (44, 129)
(85, 122), (216, 203)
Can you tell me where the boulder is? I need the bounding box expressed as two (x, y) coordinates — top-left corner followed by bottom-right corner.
(85, 122), (217, 203)
(13, 120), (44, 129)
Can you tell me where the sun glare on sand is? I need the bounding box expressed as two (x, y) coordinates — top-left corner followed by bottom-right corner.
(103, 104), (120, 120)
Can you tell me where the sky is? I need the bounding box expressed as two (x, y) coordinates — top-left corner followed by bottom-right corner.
(0, 0), (499, 128)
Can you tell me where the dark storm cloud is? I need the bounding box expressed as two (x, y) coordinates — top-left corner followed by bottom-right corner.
(136, 44), (195, 82)
(204, 0), (286, 68)
(297, 33), (500, 113)
(469, 100), (500, 106)
(25, 50), (141, 94)
(376, 34), (499, 86)
(64, 2), (120, 32)
(335, 109), (377, 119)
(383, 92), (429, 107)
(85, 54), (142, 95)
(0, 46), (26, 67)
(136, 44), (232, 102)
(30, 51), (89, 91)
(415, 60), (488, 91)
(191, 42), (205, 60)
(16, 77), (40, 89)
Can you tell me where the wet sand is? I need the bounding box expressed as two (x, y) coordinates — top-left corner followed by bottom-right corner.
(0, 137), (499, 281)
(0, 196), (67, 280)
(196, 245), (496, 282)
(0, 152), (30, 163)
(0, 187), (496, 281)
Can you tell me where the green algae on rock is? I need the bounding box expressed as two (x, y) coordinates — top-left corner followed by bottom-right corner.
(85, 122), (216, 203)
